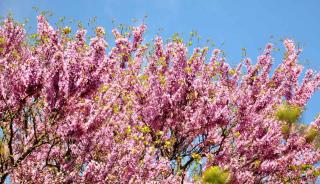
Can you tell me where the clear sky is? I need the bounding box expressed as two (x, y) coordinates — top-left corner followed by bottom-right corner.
(1, 0), (320, 124)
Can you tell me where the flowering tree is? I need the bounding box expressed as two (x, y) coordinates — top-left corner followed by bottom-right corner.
(0, 15), (320, 184)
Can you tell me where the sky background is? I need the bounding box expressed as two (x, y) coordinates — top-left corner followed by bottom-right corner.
(0, 0), (320, 123)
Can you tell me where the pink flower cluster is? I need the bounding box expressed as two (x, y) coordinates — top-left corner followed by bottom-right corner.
(0, 15), (320, 183)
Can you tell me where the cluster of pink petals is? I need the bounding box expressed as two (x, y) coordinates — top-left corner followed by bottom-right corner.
(0, 15), (320, 183)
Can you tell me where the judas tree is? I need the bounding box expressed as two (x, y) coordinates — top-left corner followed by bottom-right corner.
(0, 15), (320, 183)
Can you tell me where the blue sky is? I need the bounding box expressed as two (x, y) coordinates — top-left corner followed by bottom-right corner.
(0, 0), (320, 124)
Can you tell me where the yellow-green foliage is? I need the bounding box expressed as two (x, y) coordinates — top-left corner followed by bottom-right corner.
(313, 170), (320, 177)
(62, 27), (72, 35)
(276, 103), (302, 124)
(0, 140), (9, 159)
(281, 123), (290, 135)
(140, 125), (151, 133)
(191, 153), (202, 163)
(305, 127), (319, 143)
(202, 166), (230, 184)
(0, 36), (5, 44)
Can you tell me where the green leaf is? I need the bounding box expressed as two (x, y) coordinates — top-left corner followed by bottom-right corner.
(276, 103), (302, 124)
(203, 166), (230, 184)
(305, 127), (319, 143)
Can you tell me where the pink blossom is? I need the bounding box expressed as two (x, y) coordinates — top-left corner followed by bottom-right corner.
(0, 16), (320, 183)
